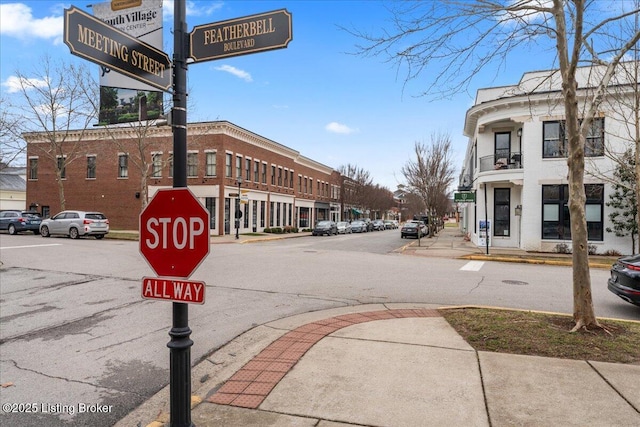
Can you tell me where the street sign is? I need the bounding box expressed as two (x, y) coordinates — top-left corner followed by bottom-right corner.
(64, 6), (171, 92)
(142, 277), (205, 304)
(454, 192), (476, 203)
(139, 188), (210, 278)
(228, 192), (239, 197)
(189, 9), (292, 63)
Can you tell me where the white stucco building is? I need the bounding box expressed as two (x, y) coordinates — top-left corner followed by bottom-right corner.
(457, 64), (638, 255)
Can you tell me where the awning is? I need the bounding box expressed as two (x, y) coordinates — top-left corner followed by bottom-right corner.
(351, 208), (362, 214)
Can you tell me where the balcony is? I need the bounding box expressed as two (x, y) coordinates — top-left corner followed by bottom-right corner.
(479, 152), (523, 172)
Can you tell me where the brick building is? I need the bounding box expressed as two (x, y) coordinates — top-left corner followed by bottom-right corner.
(24, 121), (342, 234)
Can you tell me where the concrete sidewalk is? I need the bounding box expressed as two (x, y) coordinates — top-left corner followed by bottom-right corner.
(113, 225), (638, 426)
(117, 304), (640, 427)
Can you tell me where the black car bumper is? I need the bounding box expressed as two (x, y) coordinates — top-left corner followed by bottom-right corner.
(607, 279), (640, 306)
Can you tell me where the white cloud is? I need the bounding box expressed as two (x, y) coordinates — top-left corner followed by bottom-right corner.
(2, 76), (48, 93)
(325, 122), (359, 135)
(0, 3), (63, 43)
(164, 0), (224, 20)
(214, 65), (253, 82)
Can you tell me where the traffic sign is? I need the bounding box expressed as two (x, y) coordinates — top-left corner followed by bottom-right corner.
(64, 6), (171, 92)
(139, 188), (210, 278)
(142, 277), (205, 304)
(190, 9), (292, 63)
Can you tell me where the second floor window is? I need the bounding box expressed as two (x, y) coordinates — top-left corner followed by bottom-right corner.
(205, 152), (216, 177)
(151, 153), (162, 177)
(543, 118), (604, 158)
(187, 152), (198, 177)
(29, 157), (38, 180)
(87, 155), (96, 179)
(118, 154), (128, 178)
(225, 153), (232, 177)
(57, 155), (66, 179)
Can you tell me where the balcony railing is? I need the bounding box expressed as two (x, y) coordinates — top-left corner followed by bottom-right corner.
(479, 152), (523, 172)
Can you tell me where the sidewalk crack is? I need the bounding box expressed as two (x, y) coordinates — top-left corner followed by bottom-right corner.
(587, 361), (640, 414)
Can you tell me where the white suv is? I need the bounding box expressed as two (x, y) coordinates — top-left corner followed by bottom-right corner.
(40, 210), (109, 239)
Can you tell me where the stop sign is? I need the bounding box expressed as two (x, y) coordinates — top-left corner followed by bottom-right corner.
(140, 188), (210, 278)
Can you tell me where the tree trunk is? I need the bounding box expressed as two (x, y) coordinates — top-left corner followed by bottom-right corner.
(57, 171), (66, 211)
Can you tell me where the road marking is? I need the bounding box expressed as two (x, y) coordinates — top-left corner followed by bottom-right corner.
(460, 261), (484, 271)
(0, 243), (63, 250)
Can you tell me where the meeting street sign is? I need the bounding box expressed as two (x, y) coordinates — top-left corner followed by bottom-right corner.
(189, 9), (292, 63)
(64, 6), (172, 92)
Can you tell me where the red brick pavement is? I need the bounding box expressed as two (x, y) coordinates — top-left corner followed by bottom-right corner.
(207, 308), (441, 409)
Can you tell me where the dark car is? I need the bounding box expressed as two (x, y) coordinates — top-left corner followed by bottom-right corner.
(607, 255), (640, 306)
(372, 219), (386, 231)
(401, 222), (426, 239)
(312, 220), (337, 236)
(0, 210), (42, 235)
(350, 220), (368, 233)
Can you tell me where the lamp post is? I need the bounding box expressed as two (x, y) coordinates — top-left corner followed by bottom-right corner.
(235, 177), (242, 239)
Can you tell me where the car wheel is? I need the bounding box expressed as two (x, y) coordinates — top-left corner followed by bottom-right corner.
(95, 235), (104, 240)
(69, 227), (79, 239)
(8, 224), (17, 235)
(40, 226), (50, 237)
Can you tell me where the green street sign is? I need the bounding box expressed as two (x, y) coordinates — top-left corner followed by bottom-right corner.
(454, 192), (475, 202)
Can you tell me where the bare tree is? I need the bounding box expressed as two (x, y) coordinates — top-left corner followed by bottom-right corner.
(16, 56), (97, 210)
(338, 163), (373, 218)
(350, 0), (640, 331)
(401, 133), (455, 236)
(0, 96), (26, 168)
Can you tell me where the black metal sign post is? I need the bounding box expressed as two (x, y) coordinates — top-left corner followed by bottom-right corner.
(65, 2), (292, 425)
(169, 1), (192, 425)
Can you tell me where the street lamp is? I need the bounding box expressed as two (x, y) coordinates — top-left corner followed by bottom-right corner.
(235, 177), (243, 239)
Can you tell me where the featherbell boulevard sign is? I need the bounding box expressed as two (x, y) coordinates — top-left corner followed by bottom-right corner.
(64, 6), (171, 92)
(189, 9), (292, 63)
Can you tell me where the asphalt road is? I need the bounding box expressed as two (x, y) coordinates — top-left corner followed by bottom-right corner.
(0, 231), (638, 426)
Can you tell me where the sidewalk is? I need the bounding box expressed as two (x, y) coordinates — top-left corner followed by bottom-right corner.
(117, 303), (640, 427)
(113, 226), (639, 426)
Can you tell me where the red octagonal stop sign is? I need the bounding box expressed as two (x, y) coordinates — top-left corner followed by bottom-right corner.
(140, 188), (210, 278)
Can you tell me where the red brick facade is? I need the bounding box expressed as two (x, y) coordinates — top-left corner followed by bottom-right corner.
(25, 121), (342, 234)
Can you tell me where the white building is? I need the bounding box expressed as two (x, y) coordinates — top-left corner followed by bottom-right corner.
(458, 64), (638, 256)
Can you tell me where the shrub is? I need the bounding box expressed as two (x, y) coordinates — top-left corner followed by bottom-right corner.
(264, 227), (272, 233)
(555, 243), (572, 254)
(587, 244), (598, 255)
(602, 249), (623, 256)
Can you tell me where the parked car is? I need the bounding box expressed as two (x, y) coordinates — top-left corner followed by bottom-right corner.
(607, 254), (640, 306)
(40, 210), (110, 239)
(363, 218), (374, 232)
(384, 220), (396, 230)
(337, 221), (352, 234)
(312, 220), (337, 236)
(0, 210), (42, 235)
(350, 220), (368, 233)
(372, 219), (386, 231)
(401, 222), (426, 239)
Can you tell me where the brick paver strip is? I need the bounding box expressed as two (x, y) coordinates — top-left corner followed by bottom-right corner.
(206, 308), (441, 409)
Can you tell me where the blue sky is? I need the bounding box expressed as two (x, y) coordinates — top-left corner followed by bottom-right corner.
(1, 0), (563, 190)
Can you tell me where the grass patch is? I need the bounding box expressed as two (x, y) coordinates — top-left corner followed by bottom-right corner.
(440, 307), (640, 364)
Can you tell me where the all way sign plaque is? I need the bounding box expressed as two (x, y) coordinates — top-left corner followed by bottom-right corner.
(142, 277), (206, 304)
(64, 6), (171, 92)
